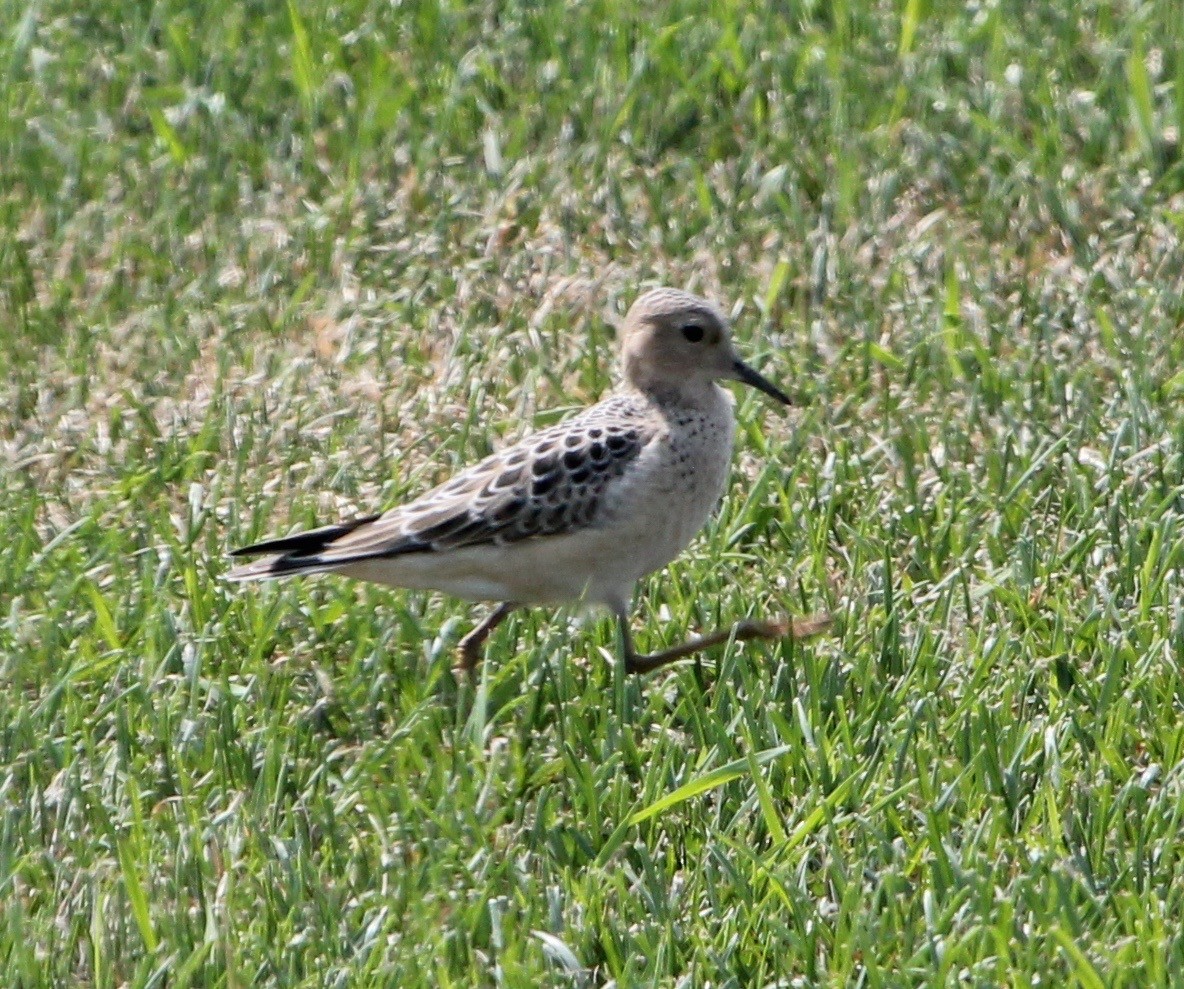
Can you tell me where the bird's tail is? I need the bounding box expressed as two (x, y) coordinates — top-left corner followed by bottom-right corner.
(226, 514), (381, 581)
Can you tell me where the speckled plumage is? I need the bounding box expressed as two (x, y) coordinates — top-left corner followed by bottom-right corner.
(229, 287), (814, 673)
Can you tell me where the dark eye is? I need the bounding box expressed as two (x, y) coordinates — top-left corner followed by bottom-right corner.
(681, 324), (704, 343)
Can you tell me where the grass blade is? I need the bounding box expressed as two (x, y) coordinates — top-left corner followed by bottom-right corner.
(629, 745), (791, 824)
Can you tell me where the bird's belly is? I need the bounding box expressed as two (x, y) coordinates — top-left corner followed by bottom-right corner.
(340, 529), (654, 605)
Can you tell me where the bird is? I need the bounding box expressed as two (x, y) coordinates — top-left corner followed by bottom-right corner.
(228, 287), (828, 674)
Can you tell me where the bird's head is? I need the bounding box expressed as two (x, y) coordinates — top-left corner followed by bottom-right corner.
(619, 287), (791, 406)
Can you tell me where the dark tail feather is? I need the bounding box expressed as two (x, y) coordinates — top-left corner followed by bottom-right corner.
(230, 514), (381, 558)
(226, 514), (382, 582)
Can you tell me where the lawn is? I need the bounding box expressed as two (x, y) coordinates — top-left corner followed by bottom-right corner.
(3, 0), (1184, 985)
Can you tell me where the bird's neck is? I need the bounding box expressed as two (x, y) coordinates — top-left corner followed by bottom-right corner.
(625, 378), (727, 413)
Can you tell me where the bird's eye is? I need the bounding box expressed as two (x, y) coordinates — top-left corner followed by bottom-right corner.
(681, 324), (704, 343)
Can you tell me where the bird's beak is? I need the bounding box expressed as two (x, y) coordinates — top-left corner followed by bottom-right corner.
(732, 359), (792, 406)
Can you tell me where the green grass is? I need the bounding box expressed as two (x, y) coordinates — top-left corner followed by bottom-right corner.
(3, 0), (1184, 984)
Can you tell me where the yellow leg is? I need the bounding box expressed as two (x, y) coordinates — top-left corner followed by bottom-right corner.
(456, 602), (517, 671)
(616, 607), (831, 675)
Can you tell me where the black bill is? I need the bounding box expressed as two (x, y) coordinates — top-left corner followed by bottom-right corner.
(732, 359), (792, 406)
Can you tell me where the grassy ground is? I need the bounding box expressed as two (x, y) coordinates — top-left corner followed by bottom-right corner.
(3, 0), (1184, 985)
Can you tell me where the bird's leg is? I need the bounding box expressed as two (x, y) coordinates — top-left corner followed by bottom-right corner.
(614, 604), (831, 675)
(456, 602), (517, 671)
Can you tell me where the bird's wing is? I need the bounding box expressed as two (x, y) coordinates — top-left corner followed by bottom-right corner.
(228, 396), (655, 578)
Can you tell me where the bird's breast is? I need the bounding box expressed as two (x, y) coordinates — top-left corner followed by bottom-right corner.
(600, 392), (736, 578)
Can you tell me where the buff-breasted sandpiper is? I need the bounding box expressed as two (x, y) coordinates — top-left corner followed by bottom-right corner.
(228, 287), (828, 673)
